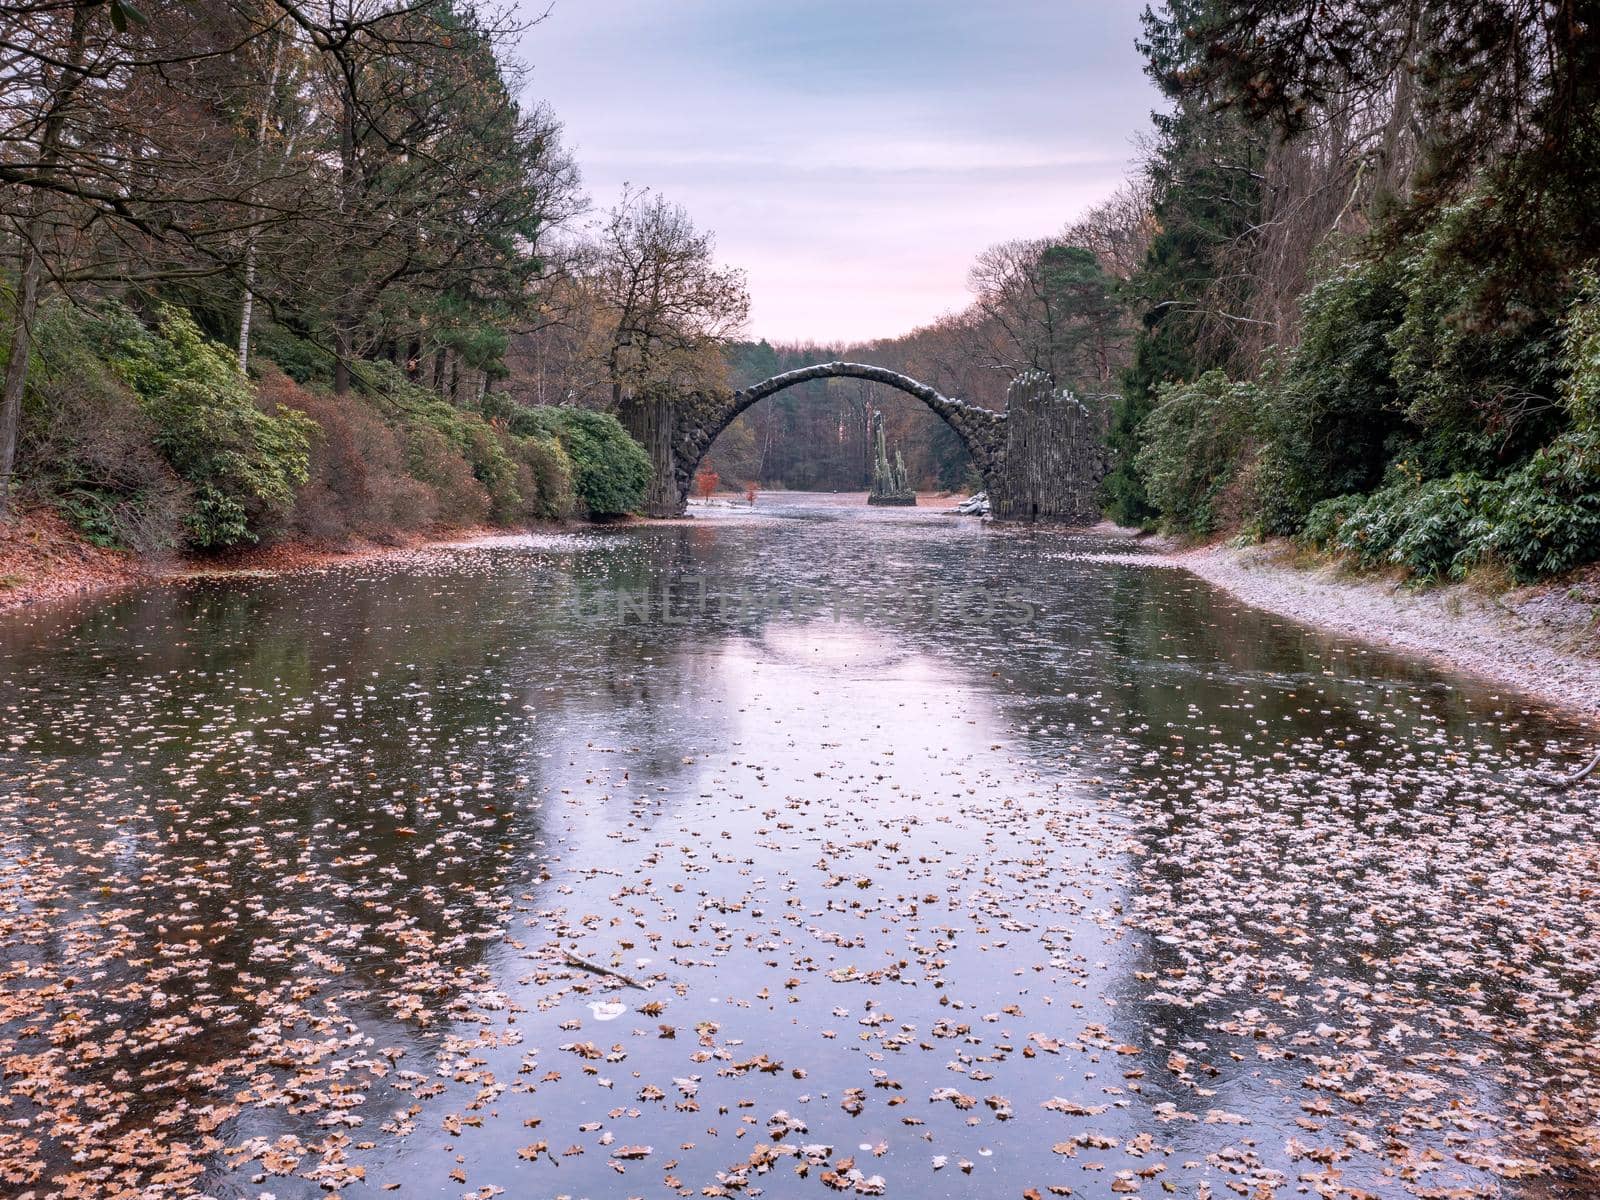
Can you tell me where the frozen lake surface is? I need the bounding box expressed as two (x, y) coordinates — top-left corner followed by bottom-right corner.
(1, 493), (1595, 1198)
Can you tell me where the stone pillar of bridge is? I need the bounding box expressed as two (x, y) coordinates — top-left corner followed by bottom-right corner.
(620, 390), (686, 517)
(990, 372), (1104, 523)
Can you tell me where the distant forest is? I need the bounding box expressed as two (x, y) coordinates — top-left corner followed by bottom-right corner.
(701, 198), (1141, 493)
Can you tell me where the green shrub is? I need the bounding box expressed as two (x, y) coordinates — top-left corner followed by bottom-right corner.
(1299, 491), (1365, 552)
(1384, 477), (1498, 580)
(1388, 201), (1566, 477)
(1302, 474), (1497, 580)
(1487, 433), (1600, 581)
(1563, 271), (1600, 434)
(12, 303), (191, 551)
(1477, 272), (1600, 582)
(510, 406), (650, 516)
(251, 323), (336, 386)
(1303, 445), (1600, 584)
(89, 303), (312, 549)
(355, 360), (523, 523)
(509, 432), (574, 521)
(1133, 369), (1262, 535)
(1256, 255), (1411, 533)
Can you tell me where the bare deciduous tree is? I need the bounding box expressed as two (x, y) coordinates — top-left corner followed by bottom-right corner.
(587, 188), (750, 407)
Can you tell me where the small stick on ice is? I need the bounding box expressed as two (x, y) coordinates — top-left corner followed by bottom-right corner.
(563, 950), (649, 989)
(1548, 747), (1600, 789)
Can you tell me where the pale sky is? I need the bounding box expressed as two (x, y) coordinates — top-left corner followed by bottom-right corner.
(517, 1), (1159, 345)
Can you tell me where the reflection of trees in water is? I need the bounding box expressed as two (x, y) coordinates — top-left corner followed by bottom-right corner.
(1093, 564), (1549, 753)
(0, 567), (583, 1176)
(868, 551), (1585, 1195)
(1032, 568), (1586, 1195)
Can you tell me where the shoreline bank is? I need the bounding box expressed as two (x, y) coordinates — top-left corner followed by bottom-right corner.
(0, 508), (515, 616)
(1170, 538), (1600, 724)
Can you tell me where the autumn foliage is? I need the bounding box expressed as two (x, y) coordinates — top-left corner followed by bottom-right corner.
(694, 467), (720, 503)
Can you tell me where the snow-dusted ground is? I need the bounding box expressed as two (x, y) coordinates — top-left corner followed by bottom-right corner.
(1174, 539), (1600, 723)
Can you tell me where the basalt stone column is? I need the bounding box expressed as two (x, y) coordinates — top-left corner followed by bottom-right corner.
(990, 371), (1104, 524)
(620, 391), (686, 517)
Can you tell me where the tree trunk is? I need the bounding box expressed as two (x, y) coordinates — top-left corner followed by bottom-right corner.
(333, 336), (351, 394)
(238, 32), (286, 376)
(1373, 2), (1421, 215)
(0, 2), (91, 518)
(237, 241), (259, 375)
(332, 88), (357, 394)
(0, 248), (45, 515)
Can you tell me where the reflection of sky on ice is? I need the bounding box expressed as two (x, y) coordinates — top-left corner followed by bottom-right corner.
(0, 494), (1594, 1197)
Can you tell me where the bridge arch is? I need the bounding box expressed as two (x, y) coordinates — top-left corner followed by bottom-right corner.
(629, 362), (1008, 517)
(622, 362), (1104, 522)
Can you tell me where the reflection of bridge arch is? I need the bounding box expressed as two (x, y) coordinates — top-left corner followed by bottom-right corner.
(623, 363), (1103, 521)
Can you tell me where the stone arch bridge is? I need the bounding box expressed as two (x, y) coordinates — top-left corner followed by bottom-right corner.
(622, 362), (1104, 522)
